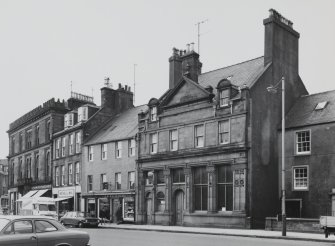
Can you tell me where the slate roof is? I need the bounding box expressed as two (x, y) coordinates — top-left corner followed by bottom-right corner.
(285, 90), (335, 129)
(198, 56), (267, 92)
(85, 105), (148, 145)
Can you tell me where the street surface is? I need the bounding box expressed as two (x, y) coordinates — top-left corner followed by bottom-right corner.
(79, 228), (333, 246)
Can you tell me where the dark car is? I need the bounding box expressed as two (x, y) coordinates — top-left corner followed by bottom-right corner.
(60, 212), (99, 228)
(0, 215), (90, 246)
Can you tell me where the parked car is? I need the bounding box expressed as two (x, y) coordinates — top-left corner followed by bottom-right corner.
(0, 215), (90, 246)
(60, 211), (100, 228)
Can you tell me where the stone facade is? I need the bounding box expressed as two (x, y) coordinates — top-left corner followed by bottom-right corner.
(136, 9), (308, 229)
(0, 159), (8, 212)
(279, 90), (335, 219)
(7, 98), (68, 214)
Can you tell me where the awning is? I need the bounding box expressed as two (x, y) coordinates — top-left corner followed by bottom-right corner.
(54, 197), (72, 202)
(17, 189), (50, 202)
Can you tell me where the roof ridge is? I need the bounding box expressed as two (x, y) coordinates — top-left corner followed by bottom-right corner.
(301, 89), (335, 98)
(200, 56), (264, 76)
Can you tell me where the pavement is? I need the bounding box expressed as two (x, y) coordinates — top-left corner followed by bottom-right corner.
(99, 223), (335, 243)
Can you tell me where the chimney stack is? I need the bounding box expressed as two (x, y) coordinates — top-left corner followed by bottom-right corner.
(264, 9), (299, 73)
(168, 47), (183, 89)
(101, 79), (134, 115)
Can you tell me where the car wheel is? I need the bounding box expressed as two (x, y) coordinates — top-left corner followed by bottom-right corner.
(78, 222), (83, 228)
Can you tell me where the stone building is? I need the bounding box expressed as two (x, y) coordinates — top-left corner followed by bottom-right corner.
(52, 92), (98, 216)
(81, 104), (146, 222)
(0, 159), (8, 212)
(7, 98), (68, 214)
(279, 90), (335, 218)
(52, 81), (134, 216)
(135, 9), (308, 228)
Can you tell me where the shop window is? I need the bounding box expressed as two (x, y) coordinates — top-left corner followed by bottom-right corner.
(219, 120), (230, 144)
(173, 168), (185, 183)
(123, 198), (135, 222)
(157, 170), (165, 184)
(296, 130), (311, 155)
(217, 165), (233, 211)
(193, 167), (208, 211)
(194, 125), (204, 148)
(156, 192), (165, 212)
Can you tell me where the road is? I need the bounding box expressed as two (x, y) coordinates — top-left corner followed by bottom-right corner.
(79, 228), (333, 246)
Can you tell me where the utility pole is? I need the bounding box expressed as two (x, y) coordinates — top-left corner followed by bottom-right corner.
(133, 64), (137, 105)
(195, 19), (208, 55)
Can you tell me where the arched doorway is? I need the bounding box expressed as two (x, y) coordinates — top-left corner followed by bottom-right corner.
(174, 190), (184, 225)
(145, 192), (153, 224)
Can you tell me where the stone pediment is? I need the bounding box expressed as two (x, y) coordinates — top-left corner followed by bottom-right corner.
(162, 77), (211, 107)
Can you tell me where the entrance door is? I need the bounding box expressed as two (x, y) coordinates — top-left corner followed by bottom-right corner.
(146, 193), (152, 224)
(175, 190), (184, 225)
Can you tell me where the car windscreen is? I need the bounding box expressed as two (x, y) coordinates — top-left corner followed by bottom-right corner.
(0, 218), (10, 231)
(39, 204), (56, 211)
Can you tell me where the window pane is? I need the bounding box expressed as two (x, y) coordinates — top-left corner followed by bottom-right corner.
(35, 220), (57, 233)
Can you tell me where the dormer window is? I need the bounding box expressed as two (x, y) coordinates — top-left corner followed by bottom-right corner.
(64, 113), (74, 128)
(78, 106), (88, 122)
(150, 106), (157, 122)
(217, 78), (232, 108)
(219, 89), (230, 107)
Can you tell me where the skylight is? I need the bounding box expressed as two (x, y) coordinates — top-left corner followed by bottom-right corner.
(315, 101), (328, 110)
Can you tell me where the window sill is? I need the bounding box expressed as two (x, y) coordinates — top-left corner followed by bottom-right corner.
(295, 152), (311, 156)
(293, 188), (309, 191)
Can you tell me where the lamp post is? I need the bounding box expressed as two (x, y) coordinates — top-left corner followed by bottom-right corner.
(267, 76), (286, 236)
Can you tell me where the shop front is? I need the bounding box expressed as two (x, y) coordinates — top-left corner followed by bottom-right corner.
(52, 186), (81, 218)
(83, 192), (135, 223)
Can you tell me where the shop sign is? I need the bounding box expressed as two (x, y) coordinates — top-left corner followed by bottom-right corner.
(58, 189), (74, 198)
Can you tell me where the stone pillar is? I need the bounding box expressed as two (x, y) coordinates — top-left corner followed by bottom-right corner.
(163, 168), (171, 213)
(136, 169), (145, 224)
(184, 167), (192, 213)
(207, 165), (216, 213)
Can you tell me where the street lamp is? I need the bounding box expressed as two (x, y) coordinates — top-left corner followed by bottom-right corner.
(267, 76), (286, 237)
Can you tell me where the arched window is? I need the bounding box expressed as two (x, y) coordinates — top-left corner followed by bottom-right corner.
(156, 192), (165, 212)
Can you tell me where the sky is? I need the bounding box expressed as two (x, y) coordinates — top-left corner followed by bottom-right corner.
(0, 0), (334, 158)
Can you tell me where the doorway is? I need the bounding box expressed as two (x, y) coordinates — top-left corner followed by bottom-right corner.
(174, 190), (184, 225)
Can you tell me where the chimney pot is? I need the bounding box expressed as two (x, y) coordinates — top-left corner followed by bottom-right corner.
(125, 85), (128, 91)
(191, 42), (195, 52)
(186, 44), (190, 53)
(118, 83), (121, 89)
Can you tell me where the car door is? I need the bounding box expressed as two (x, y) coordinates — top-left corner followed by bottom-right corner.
(34, 219), (59, 246)
(0, 219), (37, 246)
